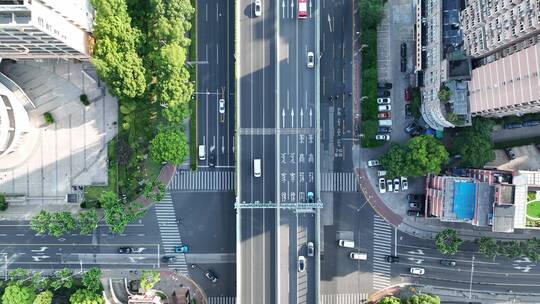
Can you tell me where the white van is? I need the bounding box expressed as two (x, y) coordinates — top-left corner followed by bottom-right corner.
(337, 239), (355, 248)
(379, 119), (392, 126)
(198, 145), (206, 160)
(253, 159), (262, 177)
(349, 252), (368, 260)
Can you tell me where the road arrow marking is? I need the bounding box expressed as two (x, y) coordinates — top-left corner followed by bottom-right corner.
(32, 256), (50, 262)
(132, 247), (146, 253)
(30, 247), (48, 253)
(407, 257), (424, 264)
(328, 14), (332, 32)
(282, 108), (286, 128)
(514, 257), (532, 263)
(282, 0), (286, 18)
(309, 0), (312, 18)
(221, 136), (225, 154)
(513, 265), (532, 272)
(129, 257), (146, 263)
(290, 0), (294, 19)
(309, 108), (313, 128)
(291, 108), (294, 128)
(407, 249), (425, 255)
(300, 108), (304, 128)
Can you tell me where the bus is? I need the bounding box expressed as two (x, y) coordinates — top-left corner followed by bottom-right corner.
(298, 0), (307, 19)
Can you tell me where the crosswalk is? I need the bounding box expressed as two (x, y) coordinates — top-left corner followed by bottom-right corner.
(208, 297), (236, 304)
(320, 293), (369, 304)
(154, 193), (188, 274)
(321, 172), (358, 192)
(372, 214), (393, 291)
(168, 170), (235, 192)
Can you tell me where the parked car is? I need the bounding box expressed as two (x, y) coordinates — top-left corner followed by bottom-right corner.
(385, 255), (400, 263)
(349, 252), (368, 260)
(407, 194), (425, 202)
(205, 270), (219, 283)
(404, 87), (412, 101)
(338, 240), (355, 248)
(407, 210), (421, 217)
(409, 202), (421, 209)
(386, 179), (393, 192)
(401, 58), (407, 72)
(378, 126), (392, 133)
(378, 105), (392, 111)
(440, 259), (457, 267)
(405, 104), (412, 117)
(307, 242), (314, 257)
(410, 267), (425, 275)
(367, 159), (380, 167)
(378, 112), (391, 119)
(504, 148), (516, 160)
(375, 134), (390, 141)
(378, 178), (387, 193)
(523, 120), (540, 127)
(377, 90), (391, 98)
(400, 42), (407, 58)
(503, 123), (522, 129)
(377, 97), (391, 105)
(117, 247), (133, 254)
(401, 177), (408, 190)
(378, 170), (387, 177)
(378, 82), (392, 89)
(393, 178), (400, 192)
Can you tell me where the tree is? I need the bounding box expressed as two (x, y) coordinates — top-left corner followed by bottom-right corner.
(2, 284), (35, 304)
(380, 144), (407, 178)
(8, 267), (28, 283)
(162, 103), (189, 124)
(140, 270), (160, 291)
(435, 229), (462, 255)
(33, 291), (53, 304)
(69, 289), (104, 304)
(82, 267), (103, 293)
(359, 0), (385, 29)
(30, 272), (49, 292)
(404, 135), (449, 177)
(78, 209), (99, 235)
(405, 294), (440, 304)
(91, 0), (146, 99)
(437, 85), (452, 102)
(30, 211), (51, 235)
(150, 127), (189, 164)
(100, 191), (145, 233)
(379, 296), (402, 304)
(143, 178), (166, 202)
(454, 133), (495, 168)
(48, 212), (77, 237)
(50, 268), (73, 290)
(478, 237), (498, 260)
(154, 43), (193, 107)
(0, 194), (7, 211)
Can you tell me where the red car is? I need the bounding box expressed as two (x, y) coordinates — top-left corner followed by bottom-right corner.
(404, 88), (412, 102)
(378, 112), (391, 119)
(298, 0), (308, 19)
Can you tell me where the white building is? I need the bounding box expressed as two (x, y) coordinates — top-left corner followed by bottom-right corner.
(0, 0), (94, 59)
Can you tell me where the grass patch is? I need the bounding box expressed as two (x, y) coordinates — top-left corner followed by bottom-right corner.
(527, 201), (540, 218)
(84, 138), (118, 203)
(529, 191), (537, 202)
(494, 136), (540, 149)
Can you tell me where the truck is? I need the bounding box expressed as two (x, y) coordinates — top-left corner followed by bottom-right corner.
(379, 119), (392, 126)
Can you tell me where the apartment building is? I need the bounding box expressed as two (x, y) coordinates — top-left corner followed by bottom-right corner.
(0, 0), (93, 59)
(461, 0), (540, 58)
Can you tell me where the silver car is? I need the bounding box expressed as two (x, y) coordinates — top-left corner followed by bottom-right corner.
(307, 52), (315, 68)
(254, 0), (262, 16)
(307, 242), (314, 257)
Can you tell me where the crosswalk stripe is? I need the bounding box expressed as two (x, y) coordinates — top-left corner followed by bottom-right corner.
(372, 214), (392, 291)
(208, 297), (236, 304)
(168, 170), (235, 191)
(321, 172), (357, 192)
(320, 293), (369, 304)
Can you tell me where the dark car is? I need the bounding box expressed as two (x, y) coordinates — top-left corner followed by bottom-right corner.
(377, 89), (391, 98)
(205, 270), (218, 283)
(385, 255), (400, 263)
(404, 87), (412, 102)
(209, 152), (216, 167)
(504, 148), (516, 160)
(405, 104), (412, 117)
(407, 194), (425, 202)
(409, 202), (421, 209)
(503, 123), (522, 129)
(378, 126), (392, 133)
(523, 121), (540, 127)
(162, 256), (177, 263)
(400, 42), (407, 58)
(401, 58), (407, 72)
(307, 192), (314, 203)
(117, 247), (133, 254)
(378, 82), (393, 89)
(440, 259), (457, 267)
(407, 210), (421, 217)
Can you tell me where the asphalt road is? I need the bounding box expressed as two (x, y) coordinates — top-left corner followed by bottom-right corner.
(237, 0), (277, 302)
(197, 0), (235, 169)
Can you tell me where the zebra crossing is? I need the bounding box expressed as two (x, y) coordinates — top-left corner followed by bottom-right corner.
(154, 193), (188, 274)
(207, 297), (236, 304)
(320, 293), (369, 304)
(168, 170), (235, 192)
(372, 214), (393, 291)
(321, 172), (358, 192)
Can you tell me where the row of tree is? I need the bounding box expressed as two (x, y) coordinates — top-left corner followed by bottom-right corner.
(30, 210), (98, 237)
(379, 294), (440, 304)
(2, 267), (103, 304)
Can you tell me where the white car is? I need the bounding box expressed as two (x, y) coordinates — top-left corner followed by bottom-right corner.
(367, 159), (380, 167)
(254, 0), (262, 16)
(219, 98), (225, 114)
(378, 105), (392, 111)
(386, 179), (393, 192)
(377, 97), (391, 105)
(307, 51), (315, 68)
(378, 178), (386, 193)
(298, 256), (306, 272)
(410, 267), (425, 275)
(401, 177), (408, 190)
(393, 178), (400, 192)
(375, 134), (390, 141)
(378, 170), (387, 177)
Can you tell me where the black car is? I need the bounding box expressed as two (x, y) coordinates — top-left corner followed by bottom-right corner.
(401, 58), (407, 72)
(407, 194), (425, 202)
(400, 42), (407, 58)
(504, 148), (516, 160)
(407, 210), (421, 217)
(440, 259), (457, 267)
(117, 247), (133, 254)
(162, 256), (177, 263)
(385, 255), (400, 263)
(503, 123), (522, 129)
(378, 126), (392, 133)
(205, 270), (218, 283)
(523, 120), (540, 127)
(209, 152), (216, 167)
(377, 89), (390, 98)
(409, 202), (422, 209)
(377, 82), (393, 89)
(405, 104), (412, 117)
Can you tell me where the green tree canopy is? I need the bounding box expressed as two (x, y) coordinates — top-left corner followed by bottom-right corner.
(404, 135), (449, 176)
(140, 269), (160, 291)
(69, 289), (104, 304)
(33, 290), (53, 304)
(454, 133), (495, 168)
(437, 85), (452, 102)
(82, 268), (103, 293)
(50, 268), (73, 290)
(379, 144), (407, 178)
(2, 284), (35, 304)
(100, 191), (145, 234)
(150, 127), (189, 164)
(379, 296), (402, 304)
(30, 211), (51, 235)
(154, 43), (193, 107)
(162, 103), (189, 124)
(48, 212), (77, 237)
(405, 294), (440, 304)
(435, 229), (462, 255)
(143, 178), (166, 202)
(78, 209), (99, 235)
